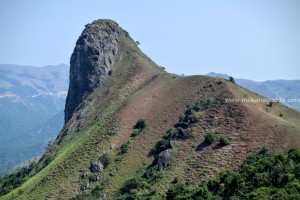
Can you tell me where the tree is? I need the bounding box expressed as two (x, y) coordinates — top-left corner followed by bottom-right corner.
(134, 119), (147, 130)
(135, 41), (140, 45)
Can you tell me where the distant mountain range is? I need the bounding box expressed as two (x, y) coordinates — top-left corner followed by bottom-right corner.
(207, 72), (300, 112)
(0, 64), (69, 176)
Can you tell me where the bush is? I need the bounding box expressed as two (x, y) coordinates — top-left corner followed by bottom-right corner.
(150, 138), (171, 155)
(219, 136), (230, 145)
(134, 119), (147, 130)
(119, 177), (152, 199)
(288, 148), (300, 161)
(120, 142), (130, 154)
(131, 129), (142, 137)
(187, 112), (202, 123)
(99, 154), (110, 168)
(194, 99), (211, 111)
(205, 133), (217, 144)
(91, 184), (104, 197)
(179, 115), (185, 122)
(166, 182), (214, 200)
(279, 113), (283, 117)
(242, 147), (270, 166)
(164, 128), (179, 140)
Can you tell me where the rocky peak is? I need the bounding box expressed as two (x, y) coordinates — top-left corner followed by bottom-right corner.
(65, 19), (129, 123)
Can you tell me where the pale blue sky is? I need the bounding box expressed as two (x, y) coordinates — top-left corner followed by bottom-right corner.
(0, 0), (299, 81)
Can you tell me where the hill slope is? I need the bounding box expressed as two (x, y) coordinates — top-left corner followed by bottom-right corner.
(0, 64), (69, 177)
(1, 20), (300, 200)
(207, 72), (300, 112)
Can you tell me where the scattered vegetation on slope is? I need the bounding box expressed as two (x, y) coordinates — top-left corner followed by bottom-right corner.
(115, 148), (300, 199)
(131, 119), (147, 137)
(3, 19), (300, 200)
(166, 148), (300, 200)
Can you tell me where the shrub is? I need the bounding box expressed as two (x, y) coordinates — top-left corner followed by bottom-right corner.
(164, 128), (179, 140)
(279, 113), (283, 117)
(192, 104), (202, 112)
(120, 177), (149, 194)
(91, 184), (104, 197)
(166, 182), (213, 200)
(150, 138), (171, 155)
(288, 148), (300, 161)
(131, 128), (142, 137)
(179, 115), (185, 122)
(99, 154), (110, 168)
(194, 99), (211, 111)
(187, 112), (202, 123)
(120, 142), (130, 154)
(134, 119), (147, 130)
(243, 147), (270, 166)
(205, 133), (217, 144)
(219, 136), (230, 145)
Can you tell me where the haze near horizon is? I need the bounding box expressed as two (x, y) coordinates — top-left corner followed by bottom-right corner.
(0, 0), (299, 81)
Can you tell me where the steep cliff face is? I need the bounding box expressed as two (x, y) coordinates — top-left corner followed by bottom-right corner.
(65, 19), (129, 122)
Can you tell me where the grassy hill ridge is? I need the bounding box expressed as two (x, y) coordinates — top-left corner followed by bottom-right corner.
(1, 20), (300, 200)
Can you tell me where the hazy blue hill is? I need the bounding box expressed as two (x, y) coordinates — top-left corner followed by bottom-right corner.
(207, 72), (300, 112)
(206, 72), (230, 79)
(0, 64), (69, 177)
(0, 111), (64, 175)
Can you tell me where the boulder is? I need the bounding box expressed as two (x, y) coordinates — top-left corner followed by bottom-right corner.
(81, 171), (88, 179)
(89, 160), (104, 173)
(175, 122), (189, 129)
(90, 172), (101, 181)
(80, 179), (89, 191)
(157, 140), (172, 154)
(177, 127), (191, 139)
(157, 149), (173, 170)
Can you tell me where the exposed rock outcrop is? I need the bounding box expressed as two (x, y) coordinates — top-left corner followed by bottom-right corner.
(146, 149), (173, 177)
(64, 19), (129, 123)
(80, 160), (104, 189)
(80, 178), (89, 191)
(89, 160), (104, 173)
(157, 149), (173, 171)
